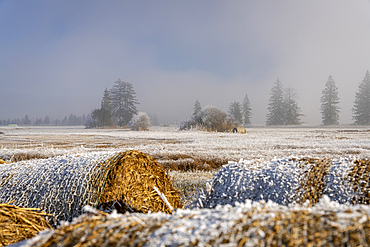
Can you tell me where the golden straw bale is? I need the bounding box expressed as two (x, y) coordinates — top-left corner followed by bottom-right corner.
(0, 159), (7, 164)
(0, 150), (182, 226)
(23, 200), (370, 247)
(23, 210), (168, 247)
(348, 159), (370, 204)
(99, 150), (183, 214)
(297, 158), (331, 205)
(0, 203), (51, 246)
(232, 126), (246, 134)
(191, 157), (369, 209)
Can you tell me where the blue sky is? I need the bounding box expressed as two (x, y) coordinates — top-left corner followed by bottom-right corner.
(1, 1), (370, 124)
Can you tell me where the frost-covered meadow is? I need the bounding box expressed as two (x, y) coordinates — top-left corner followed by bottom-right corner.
(1, 125), (370, 205)
(1, 125), (370, 162)
(1, 125), (370, 246)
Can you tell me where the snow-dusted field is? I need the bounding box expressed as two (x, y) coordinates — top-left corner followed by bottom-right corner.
(2, 126), (370, 246)
(1, 125), (370, 162)
(1, 125), (370, 205)
(0, 126), (370, 201)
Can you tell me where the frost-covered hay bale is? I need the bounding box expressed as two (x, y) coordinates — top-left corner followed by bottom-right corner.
(348, 159), (370, 204)
(297, 158), (370, 205)
(302, 158), (354, 205)
(190, 157), (369, 209)
(296, 158), (332, 205)
(0, 203), (51, 246)
(189, 158), (302, 208)
(0, 150), (182, 226)
(98, 150), (183, 214)
(23, 197), (370, 247)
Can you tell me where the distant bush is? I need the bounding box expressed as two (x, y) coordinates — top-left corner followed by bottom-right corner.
(180, 105), (234, 132)
(129, 112), (150, 131)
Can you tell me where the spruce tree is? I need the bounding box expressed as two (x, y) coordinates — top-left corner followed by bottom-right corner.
(228, 101), (243, 125)
(110, 79), (139, 127)
(242, 94), (252, 125)
(151, 113), (160, 126)
(24, 114), (31, 125)
(352, 70), (370, 125)
(90, 108), (102, 128)
(266, 79), (285, 126)
(43, 115), (50, 125)
(68, 114), (78, 125)
(193, 99), (202, 116)
(61, 116), (68, 126)
(320, 75), (340, 125)
(283, 88), (303, 125)
(100, 88), (113, 126)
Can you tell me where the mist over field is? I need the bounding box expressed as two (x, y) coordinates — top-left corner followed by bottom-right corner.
(1, 1), (370, 125)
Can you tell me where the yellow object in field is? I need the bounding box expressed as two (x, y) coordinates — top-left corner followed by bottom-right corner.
(0, 203), (51, 246)
(232, 126), (246, 134)
(0, 159), (7, 164)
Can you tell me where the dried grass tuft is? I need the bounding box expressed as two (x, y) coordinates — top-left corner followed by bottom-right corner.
(0, 203), (51, 246)
(154, 153), (227, 171)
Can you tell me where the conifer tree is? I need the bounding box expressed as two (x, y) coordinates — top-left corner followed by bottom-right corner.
(61, 116), (68, 126)
(352, 70), (370, 125)
(242, 94), (252, 125)
(228, 101), (243, 125)
(100, 88), (113, 126)
(24, 114), (31, 125)
(110, 79), (139, 127)
(43, 115), (50, 125)
(192, 99), (203, 127)
(151, 113), (160, 126)
(283, 88), (303, 125)
(193, 99), (202, 116)
(266, 79), (285, 125)
(320, 75), (340, 125)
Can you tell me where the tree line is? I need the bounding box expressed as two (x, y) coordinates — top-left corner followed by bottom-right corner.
(0, 113), (90, 127)
(231, 70), (370, 126)
(182, 70), (370, 130)
(3, 70), (370, 129)
(1, 78), (161, 129)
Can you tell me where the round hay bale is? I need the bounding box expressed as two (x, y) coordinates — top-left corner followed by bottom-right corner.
(189, 157), (369, 209)
(0, 150), (182, 226)
(0, 203), (51, 246)
(97, 150), (183, 214)
(23, 196), (370, 246)
(348, 159), (370, 204)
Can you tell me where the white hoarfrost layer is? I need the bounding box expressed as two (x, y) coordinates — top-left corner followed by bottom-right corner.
(188, 157), (360, 209)
(147, 196), (370, 246)
(2, 126), (370, 163)
(22, 196), (370, 247)
(0, 151), (115, 225)
(322, 158), (355, 204)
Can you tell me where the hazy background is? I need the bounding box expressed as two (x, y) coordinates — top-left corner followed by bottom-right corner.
(1, 0), (370, 125)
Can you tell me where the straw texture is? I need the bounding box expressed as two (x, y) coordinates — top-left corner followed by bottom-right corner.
(0, 150), (182, 226)
(0, 203), (50, 246)
(22, 197), (370, 247)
